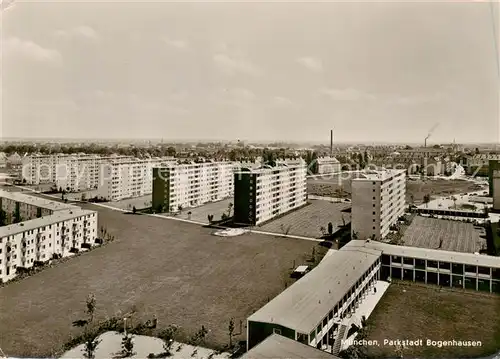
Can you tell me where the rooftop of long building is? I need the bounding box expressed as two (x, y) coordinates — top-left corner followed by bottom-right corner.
(0, 190), (77, 212)
(0, 208), (96, 238)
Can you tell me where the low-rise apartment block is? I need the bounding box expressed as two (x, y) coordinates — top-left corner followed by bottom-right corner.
(234, 162), (307, 226)
(0, 192), (98, 283)
(152, 161), (238, 212)
(351, 169), (406, 240)
(315, 157), (341, 174)
(0, 190), (77, 224)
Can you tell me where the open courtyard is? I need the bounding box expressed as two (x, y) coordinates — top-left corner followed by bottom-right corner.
(401, 216), (487, 253)
(257, 199), (351, 238)
(0, 204), (327, 357)
(364, 282), (500, 358)
(307, 175), (484, 204)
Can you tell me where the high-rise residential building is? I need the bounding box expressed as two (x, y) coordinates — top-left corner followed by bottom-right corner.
(22, 154), (136, 190)
(152, 161), (238, 212)
(488, 160), (500, 196)
(233, 161), (307, 226)
(351, 169), (406, 240)
(21, 154), (176, 201)
(98, 157), (176, 201)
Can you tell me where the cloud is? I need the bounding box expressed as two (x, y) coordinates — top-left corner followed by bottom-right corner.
(169, 90), (189, 101)
(388, 92), (449, 105)
(271, 96), (294, 107)
(90, 91), (189, 115)
(297, 56), (323, 72)
(163, 37), (189, 50)
(1, 0), (16, 11)
(213, 53), (261, 76)
(320, 88), (376, 101)
(214, 87), (256, 106)
(55, 26), (99, 40)
(3, 37), (62, 64)
(319, 87), (450, 105)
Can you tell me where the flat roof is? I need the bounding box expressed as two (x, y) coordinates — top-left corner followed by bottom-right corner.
(240, 334), (340, 359)
(0, 190), (77, 212)
(348, 240), (500, 269)
(247, 243), (381, 333)
(353, 169), (406, 182)
(235, 163), (306, 175)
(0, 208), (96, 238)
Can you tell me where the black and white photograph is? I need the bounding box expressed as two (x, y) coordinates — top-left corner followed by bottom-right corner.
(1, 1), (500, 358)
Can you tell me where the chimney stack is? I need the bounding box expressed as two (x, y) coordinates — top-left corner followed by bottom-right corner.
(330, 129), (333, 156)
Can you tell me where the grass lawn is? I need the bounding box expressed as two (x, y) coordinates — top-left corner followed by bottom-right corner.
(364, 282), (500, 358)
(0, 204), (327, 357)
(257, 199), (351, 238)
(307, 177), (484, 204)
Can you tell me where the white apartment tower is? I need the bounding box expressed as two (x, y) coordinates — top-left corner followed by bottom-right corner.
(152, 161), (238, 212)
(351, 169), (406, 240)
(98, 157), (176, 201)
(233, 161), (307, 226)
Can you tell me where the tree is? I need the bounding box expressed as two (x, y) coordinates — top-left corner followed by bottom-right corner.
(320, 226), (326, 236)
(327, 222), (333, 235)
(352, 231), (359, 240)
(178, 204), (183, 213)
(159, 325), (178, 355)
(132, 206), (137, 214)
(280, 224), (291, 236)
(121, 333), (135, 357)
(86, 293), (96, 323)
(423, 194), (431, 207)
(228, 318), (235, 348)
(82, 331), (100, 359)
(187, 211), (192, 219)
(227, 202), (234, 217)
(189, 326), (209, 347)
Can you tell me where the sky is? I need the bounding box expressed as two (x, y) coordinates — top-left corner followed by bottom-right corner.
(1, 0), (499, 144)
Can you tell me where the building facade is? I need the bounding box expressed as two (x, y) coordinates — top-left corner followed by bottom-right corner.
(353, 240), (500, 294)
(492, 169), (500, 211)
(351, 169), (406, 240)
(0, 190), (77, 224)
(152, 161), (238, 212)
(0, 208), (98, 283)
(421, 157), (443, 176)
(247, 242), (382, 354)
(316, 157), (341, 175)
(234, 162), (307, 226)
(97, 157), (176, 201)
(246, 239), (500, 356)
